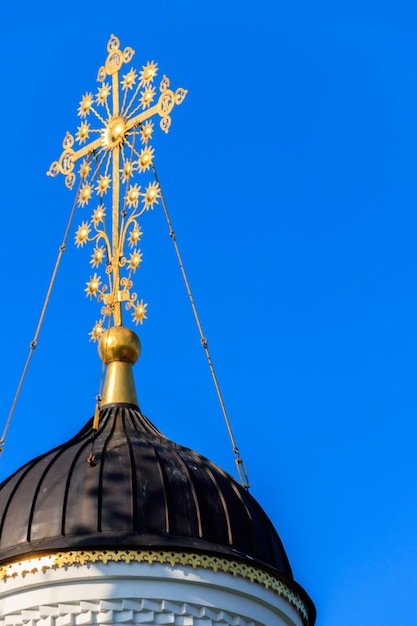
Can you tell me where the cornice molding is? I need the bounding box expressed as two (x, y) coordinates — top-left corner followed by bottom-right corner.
(0, 549), (308, 622)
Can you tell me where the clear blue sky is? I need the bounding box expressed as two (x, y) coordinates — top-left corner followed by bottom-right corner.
(1, 2), (417, 624)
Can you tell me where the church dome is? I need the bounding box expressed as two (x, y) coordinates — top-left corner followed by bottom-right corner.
(0, 403), (293, 578)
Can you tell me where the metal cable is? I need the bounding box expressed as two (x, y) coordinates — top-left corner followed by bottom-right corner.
(0, 176), (84, 454)
(151, 162), (250, 489)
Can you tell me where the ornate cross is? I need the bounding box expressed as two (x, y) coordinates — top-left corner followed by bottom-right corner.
(47, 35), (187, 337)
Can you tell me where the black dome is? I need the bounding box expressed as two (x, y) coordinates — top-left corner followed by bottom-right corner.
(0, 404), (292, 577)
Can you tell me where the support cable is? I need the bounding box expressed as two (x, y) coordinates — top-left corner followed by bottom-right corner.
(152, 162), (250, 489)
(0, 176), (84, 454)
(88, 317), (111, 467)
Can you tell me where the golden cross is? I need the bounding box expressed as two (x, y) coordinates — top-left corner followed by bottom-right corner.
(47, 35), (187, 336)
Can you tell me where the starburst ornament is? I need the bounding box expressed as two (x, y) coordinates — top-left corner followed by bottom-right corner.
(47, 35), (187, 337)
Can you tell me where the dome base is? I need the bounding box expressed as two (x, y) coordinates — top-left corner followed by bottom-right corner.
(0, 552), (311, 625)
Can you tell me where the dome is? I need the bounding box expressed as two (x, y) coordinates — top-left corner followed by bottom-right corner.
(0, 403), (293, 577)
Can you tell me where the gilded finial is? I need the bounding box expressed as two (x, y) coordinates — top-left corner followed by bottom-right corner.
(98, 326), (141, 405)
(47, 35), (187, 336)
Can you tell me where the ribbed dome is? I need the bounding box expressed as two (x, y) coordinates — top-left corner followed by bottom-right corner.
(0, 404), (292, 577)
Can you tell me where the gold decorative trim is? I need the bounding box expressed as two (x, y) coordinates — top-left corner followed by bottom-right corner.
(0, 549), (308, 622)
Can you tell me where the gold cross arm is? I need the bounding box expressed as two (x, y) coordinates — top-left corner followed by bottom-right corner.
(47, 85), (187, 189)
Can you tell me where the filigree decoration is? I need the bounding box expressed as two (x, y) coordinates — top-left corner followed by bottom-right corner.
(47, 35), (187, 335)
(0, 550), (309, 623)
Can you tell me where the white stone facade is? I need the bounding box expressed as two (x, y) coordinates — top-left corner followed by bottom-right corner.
(0, 558), (306, 626)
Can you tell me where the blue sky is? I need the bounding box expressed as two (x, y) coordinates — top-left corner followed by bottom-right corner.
(1, 2), (417, 624)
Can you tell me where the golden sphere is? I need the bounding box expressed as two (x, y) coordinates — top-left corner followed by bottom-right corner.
(98, 326), (141, 365)
(103, 116), (126, 148)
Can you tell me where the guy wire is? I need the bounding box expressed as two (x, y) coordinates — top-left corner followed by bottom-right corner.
(0, 174), (86, 455)
(151, 162), (250, 489)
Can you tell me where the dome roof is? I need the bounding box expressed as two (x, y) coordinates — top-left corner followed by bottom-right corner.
(0, 403), (292, 577)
